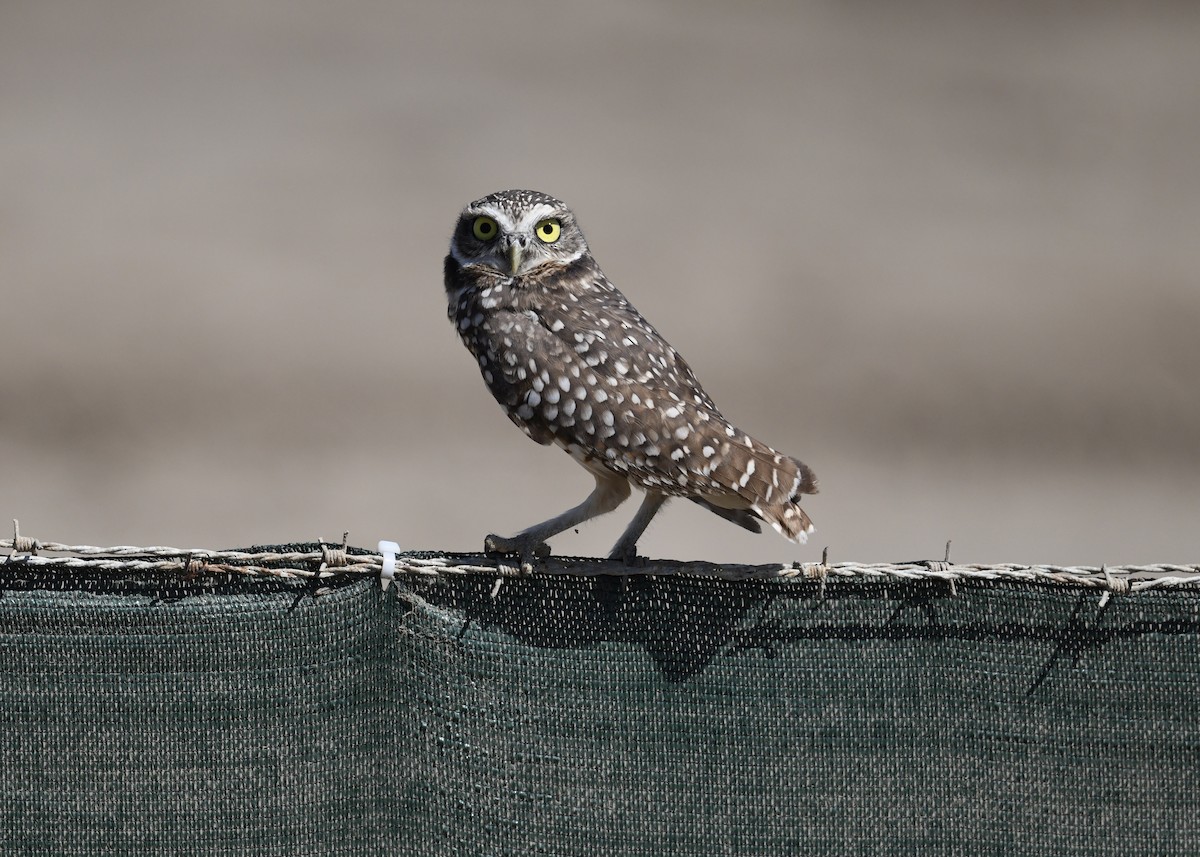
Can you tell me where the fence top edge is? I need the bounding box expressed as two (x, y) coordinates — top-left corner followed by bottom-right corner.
(3, 534), (1199, 594)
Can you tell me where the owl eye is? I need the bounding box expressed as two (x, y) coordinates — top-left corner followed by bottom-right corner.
(472, 216), (498, 241)
(535, 218), (562, 243)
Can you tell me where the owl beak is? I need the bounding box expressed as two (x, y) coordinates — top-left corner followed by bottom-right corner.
(507, 243), (522, 276)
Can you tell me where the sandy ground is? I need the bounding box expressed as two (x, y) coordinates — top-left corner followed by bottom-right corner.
(2, 1), (1198, 566)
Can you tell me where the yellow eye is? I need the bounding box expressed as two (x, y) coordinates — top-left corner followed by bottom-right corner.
(472, 216), (498, 241)
(535, 218), (561, 243)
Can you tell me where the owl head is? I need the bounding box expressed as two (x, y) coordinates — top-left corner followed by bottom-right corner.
(449, 189), (589, 277)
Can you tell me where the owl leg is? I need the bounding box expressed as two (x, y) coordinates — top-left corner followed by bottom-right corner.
(485, 472), (631, 568)
(607, 491), (669, 564)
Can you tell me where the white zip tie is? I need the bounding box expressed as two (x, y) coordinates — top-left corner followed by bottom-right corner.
(378, 540), (400, 591)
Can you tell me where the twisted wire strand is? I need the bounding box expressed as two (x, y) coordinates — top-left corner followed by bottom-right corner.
(3, 528), (1199, 593)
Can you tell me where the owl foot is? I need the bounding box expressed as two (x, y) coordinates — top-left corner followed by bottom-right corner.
(484, 533), (551, 573)
(607, 542), (647, 567)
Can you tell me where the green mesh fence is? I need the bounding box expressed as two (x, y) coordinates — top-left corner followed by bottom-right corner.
(1, 543), (1197, 855)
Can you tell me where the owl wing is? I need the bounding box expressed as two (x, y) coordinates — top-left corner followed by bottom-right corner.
(469, 299), (695, 478)
(528, 285), (817, 529)
(508, 290), (733, 494)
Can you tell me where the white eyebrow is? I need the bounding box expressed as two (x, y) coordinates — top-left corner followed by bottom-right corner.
(515, 203), (558, 231)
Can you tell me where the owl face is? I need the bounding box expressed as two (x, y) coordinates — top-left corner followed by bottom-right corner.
(449, 189), (589, 278)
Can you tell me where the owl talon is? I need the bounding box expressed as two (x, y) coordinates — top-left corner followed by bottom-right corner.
(608, 543), (645, 567)
(484, 534), (551, 572)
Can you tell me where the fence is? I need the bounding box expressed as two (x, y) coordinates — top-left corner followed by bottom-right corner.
(2, 527), (1198, 855)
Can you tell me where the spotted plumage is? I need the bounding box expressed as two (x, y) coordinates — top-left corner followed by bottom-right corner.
(446, 189), (817, 562)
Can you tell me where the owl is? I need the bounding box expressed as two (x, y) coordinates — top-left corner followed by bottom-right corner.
(445, 189), (817, 564)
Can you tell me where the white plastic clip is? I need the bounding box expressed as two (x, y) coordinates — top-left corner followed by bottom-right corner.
(378, 540), (400, 591)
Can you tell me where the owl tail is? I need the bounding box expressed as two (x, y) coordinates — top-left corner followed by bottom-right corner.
(690, 498), (763, 534)
(757, 498), (816, 543)
(745, 447), (818, 544)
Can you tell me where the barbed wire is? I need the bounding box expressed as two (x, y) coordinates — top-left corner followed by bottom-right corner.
(3, 521), (1199, 595)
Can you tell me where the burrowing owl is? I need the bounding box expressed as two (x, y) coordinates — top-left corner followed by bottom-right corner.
(446, 189), (817, 563)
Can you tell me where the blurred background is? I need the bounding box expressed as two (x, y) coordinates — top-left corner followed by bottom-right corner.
(2, 1), (1197, 565)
